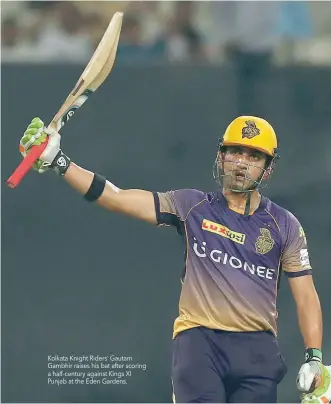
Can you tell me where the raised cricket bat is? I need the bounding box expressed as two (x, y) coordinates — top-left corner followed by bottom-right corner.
(6, 11), (124, 188)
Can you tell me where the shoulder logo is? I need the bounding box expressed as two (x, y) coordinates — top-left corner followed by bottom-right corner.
(255, 228), (274, 254)
(300, 248), (310, 267)
(242, 120), (260, 139)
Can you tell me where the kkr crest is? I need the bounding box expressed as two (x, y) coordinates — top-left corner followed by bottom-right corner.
(255, 228), (274, 254)
(242, 120), (260, 139)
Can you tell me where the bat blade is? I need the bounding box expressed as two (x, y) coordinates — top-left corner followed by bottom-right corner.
(6, 12), (123, 189)
(51, 11), (123, 130)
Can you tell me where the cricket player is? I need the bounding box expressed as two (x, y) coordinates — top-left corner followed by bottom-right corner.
(20, 116), (330, 403)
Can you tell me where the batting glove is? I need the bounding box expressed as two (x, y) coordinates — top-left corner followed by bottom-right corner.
(300, 365), (331, 404)
(297, 349), (331, 403)
(20, 117), (70, 175)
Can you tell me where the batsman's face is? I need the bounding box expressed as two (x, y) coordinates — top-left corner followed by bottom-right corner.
(220, 146), (267, 192)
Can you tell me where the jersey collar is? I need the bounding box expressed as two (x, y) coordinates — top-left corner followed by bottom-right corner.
(216, 191), (268, 215)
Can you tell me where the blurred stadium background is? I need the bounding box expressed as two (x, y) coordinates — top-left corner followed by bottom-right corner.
(2, 1), (331, 403)
(2, 1), (331, 65)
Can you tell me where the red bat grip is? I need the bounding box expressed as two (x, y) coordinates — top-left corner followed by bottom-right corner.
(6, 138), (49, 188)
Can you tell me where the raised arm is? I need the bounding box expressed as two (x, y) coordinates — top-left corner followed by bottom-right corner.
(64, 163), (157, 224)
(19, 117), (157, 224)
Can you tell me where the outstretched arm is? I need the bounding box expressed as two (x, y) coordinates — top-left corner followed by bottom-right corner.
(64, 162), (157, 224)
(19, 117), (157, 225)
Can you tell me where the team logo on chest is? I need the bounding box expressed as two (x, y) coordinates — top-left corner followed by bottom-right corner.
(255, 228), (275, 254)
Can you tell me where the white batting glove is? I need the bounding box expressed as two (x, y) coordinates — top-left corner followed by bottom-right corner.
(298, 361), (324, 393)
(300, 364), (331, 404)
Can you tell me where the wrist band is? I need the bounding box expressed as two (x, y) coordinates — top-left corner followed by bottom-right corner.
(84, 173), (106, 202)
(305, 348), (322, 363)
(52, 150), (71, 176)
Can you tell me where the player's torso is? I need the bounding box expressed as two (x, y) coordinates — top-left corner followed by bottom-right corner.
(187, 195), (283, 283)
(174, 192), (284, 337)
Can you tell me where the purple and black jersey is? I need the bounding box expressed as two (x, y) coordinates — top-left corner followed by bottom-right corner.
(153, 189), (312, 338)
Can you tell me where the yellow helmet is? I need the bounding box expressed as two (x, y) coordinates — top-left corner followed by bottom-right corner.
(220, 116), (278, 157)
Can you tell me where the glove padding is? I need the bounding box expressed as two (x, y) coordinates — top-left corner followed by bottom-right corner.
(298, 363), (331, 403)
(20, 117), (61, 173)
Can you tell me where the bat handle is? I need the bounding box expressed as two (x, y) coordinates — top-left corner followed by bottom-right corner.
(6, 139), (49, 188)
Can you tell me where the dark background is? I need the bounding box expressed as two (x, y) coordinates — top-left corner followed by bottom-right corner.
(2, 63), (331, 403)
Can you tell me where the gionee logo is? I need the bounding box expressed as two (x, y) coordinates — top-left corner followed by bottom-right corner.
(202, 219), (246, 245)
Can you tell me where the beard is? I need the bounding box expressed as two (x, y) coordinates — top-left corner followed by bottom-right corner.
(223, 171), (257, 193)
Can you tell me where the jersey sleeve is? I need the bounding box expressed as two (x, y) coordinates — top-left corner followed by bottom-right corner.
(281, 212), (312, 277)
(153, 189), (207, 228)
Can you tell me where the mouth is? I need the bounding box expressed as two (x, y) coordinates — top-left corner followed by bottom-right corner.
(234, 172), (246, 180)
